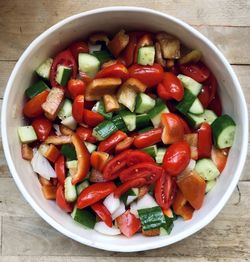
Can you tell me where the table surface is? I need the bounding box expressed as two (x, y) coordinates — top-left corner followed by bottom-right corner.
(0, 1), (250, 261)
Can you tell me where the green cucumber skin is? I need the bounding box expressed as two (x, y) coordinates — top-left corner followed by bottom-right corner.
(176, 89), (196, 114)
(136, 114), (151, 129)
(72, 208), (96, 229)
(119, 110), (136, 131)
(92, 50), (113, 64)
(61, 144), (77, 161)
(56, 66), (72, 86)
(186, 109), (217, 128)
(93, 120), (118, 141)
(112, 115), (128, 133)
(97, 100), (113, 120)
(211, 114), (236, 149)
(141, 145), (157, 157)
(25, 81), (49, 99)
(135, 93), (156, 114)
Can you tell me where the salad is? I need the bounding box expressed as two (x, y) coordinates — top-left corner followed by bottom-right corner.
(17, 30), (236, 238)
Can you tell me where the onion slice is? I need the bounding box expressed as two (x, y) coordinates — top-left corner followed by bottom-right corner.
(94, 221), (121, 236)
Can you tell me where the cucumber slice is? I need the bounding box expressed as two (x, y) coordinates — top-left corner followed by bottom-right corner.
(206, 179), (216, 193)
(178, 74), (202, 96)
(188, 98), (204, 115)
(141, 145), (158, 157)
(71, 206), (96, 229)
(155, 148), (166, 164)
(187, 109), (217, 128)
(135, 93), (156, 114)
(92, 100), (113, 120)
(84, 141), (97, 153)
(112, 115), (128, 132)
(78, 53), (100, 77)
(55, 65), (72, 86)
(61, 144), (77, 161)
(148, 99), (169, 128)
(176, 89), (196, 114)
(36, 58), (53, 80)
(195, 158), (220, 181)
(119, 110), (136, 131)
(57, 99), (72, 120)
(160, 217), (174, 235)
(76, 180), (89, 195)
(92, 50), (113, 64)
(66, 160), (78, 169)
(211, 115), (236, 149)
(61, 116), (77, 130)
(93, 120), (118, 141)
(137, 46), (155, 66)
(136, 114), (151, 130)
(25, 80), (49, 99)
(64, 176), (77, 202)
(17, 126), (37, 143)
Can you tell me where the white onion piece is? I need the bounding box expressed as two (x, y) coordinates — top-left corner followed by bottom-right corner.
(103, 193), (120, 214)
(53, 124), (61, 136)
(179, 159), (196, 178)
(126, 195), (138, 205)
(31, 150), (56, 179)
(61, 116), (77, 130)
(89, 44), (102, 53)
(112, 202), (125, 220)
(94, 222), (121, 236)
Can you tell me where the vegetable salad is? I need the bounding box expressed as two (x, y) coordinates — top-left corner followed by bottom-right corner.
(18, 30), (236, 237)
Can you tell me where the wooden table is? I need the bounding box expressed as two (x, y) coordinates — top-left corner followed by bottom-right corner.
(0, 1), (249, 261)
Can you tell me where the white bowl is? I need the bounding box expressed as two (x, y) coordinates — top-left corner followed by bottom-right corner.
(1, 7), (248, 252)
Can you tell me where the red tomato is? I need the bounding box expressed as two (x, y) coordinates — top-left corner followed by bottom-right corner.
(95, 63), (129, 80)
(178, 116), (192, 134)
(198, 85), (211, 108)
(76, 126), (97, 143)
(90, 151), (110, 172)
(154, 172), (176, 209)
(157, 72), (184, 101)
(133, 128), (162, 149)
(177, 171), (206, 210)
(208, 92), (222, 116)
(115, 137), (134, 153)
(82, 109), (104, 127)
(77, 182), (116, 209)
(56, 185), (73, 213)
(55, 155), (66, 185)
(133, 34), (153, 63)
(103, 150), (154, 181)
(49, 49), (77, 87)
(179, 62), (210, 83)
(116, 210), (141, 237)
(91, 202), (112, 227)
(98, 130), (127, 153)
(69, 41), (89, 61)
(211, 146), (228, 172)
(119, 163), (163, 184)
(114, 178), (147, 198)
(198, 123), (212, 159)
(67, 79), (86, 99)
(32, 117), (52, 141)
(163, 141), (191, 176)
(161, 113), (184, 144)
(23, 90), (49, 118)
(128, 64), (164, 88)
(72, 95), (84, 123)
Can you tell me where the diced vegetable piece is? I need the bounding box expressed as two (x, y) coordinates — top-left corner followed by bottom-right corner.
(112, 202), (126, 220)
(92, 50), (113, 64)
(76, 180), (90, 195)
(84, 141), (97, 154)
(206, 179), (216, 193)
(142, 228), (160, 236)
(88, 44), (102, 53)
(173, 190), (194, 220)
(94, 221), (121, 235)
(155, 148), (166, 164)
(195, 158), (220, 181)
(41, 185), (57, 200)
(136, 114), (151, 130)
(135, 93), (156, 114)
(121, 78), (147, 93)
(55, 65), (72, 86)
(211, 115), (236, 149)
(18, 126), (37, 143)
(36, 58), (53, 80)
(141, 145), (158, 158)
(93, 120), (118, 141)
(156, 33), (180, 59)
(188, 98), (204, 115)
(64, 176), (77, 202)
(59, 124), (73, 135)
(85, 78), (121, 101)
(179, 159), (196, 178)
(45, 135), (71, 145)
(92, 100), (113, 120)
(21, 144), (33, 160)
(148, 99), (169, 128)
(179, 50), (202, 65)
(119, 110), (136, 131)
(71, 206), (96, 229)
(61, 144), (77, 161)
(137, 46), (155, 66)
(66, 160), (78, 169)
(78, 53), (100, 77)
(103, 193), (120, 214)
(103, 94), (120, 113)
(176, 89), (196, 114)
(57, 99), (72, 120)
(112, 115), (128, 132)
(120, 188), (139, 205)
(117, 84), (137, 112)
(107, 29), (129, 57)
(177, 74), (202, 96)
(39, 143), (60, 163)
(25, 80), (49, 99)
(186, 110), (217, 128)
(61, 116), (77, 130)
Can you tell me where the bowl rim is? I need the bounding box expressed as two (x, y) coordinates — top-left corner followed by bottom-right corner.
(1, 6), (248, 252)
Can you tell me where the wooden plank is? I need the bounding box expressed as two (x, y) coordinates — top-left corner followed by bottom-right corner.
(2, 181), (249, 258)
(0, 61), (15, 98)
(0, 216), (2, 255)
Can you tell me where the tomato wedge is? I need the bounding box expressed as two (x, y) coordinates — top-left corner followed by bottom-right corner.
(49, 49), (77, 87)
(56, 185), (73, 213)
(91, 202), (112, 227)
(95, 63), (129, 80)
(163, 141), (191, 176)
(32, 117), (52, 141)
(67, 79), (86, 99)
(154, 172), (176, 209)
(77, 182), (116, 209)
(133, 128), (162, 148)
(197, 122), (212, 159)
(55, 155), (66, 185)
(72, 95), (84, 123)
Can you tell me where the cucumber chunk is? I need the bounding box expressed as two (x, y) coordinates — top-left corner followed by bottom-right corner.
(71, 206), (96, 229)
(64, 176), (77, 202)
(187, 109), (217, 128)
(92, 50), (113, 64)
(135, 93), (156, 114)
(137, 46), (155, 66)
(155, 148), (166, 164)
(78, 53), (100, 77)
(141, 145), (158, 157)
(148, 99), (169, 128)
(56, 65), (72, 86)
(93, 120), (118, 141)
(17, 126), (37, 143)
(36, 58), (53, 80)
(119, 110), (136, 131)
(195, 158), (220, 181)
(206, 179), (216, 193)
(178, 74), (202, 96)
(136, 114), (151, 129)
(211, 114), (236, 149)
(76, 180), (90, 195)
(66, 160), (78, 169)
(25, 80), (49, 99)
(188, 98), (204, 115)
(57, 99), (72, 120)
(92, 100), (113, 120)
(176, 89), (196, 114)
(112, 115), (128, 132)
(160, 217), (174, 235)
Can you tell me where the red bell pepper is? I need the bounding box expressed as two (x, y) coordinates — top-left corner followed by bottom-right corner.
(55, 155), (66, 185)
(197, 122), (212, 159)
(95, 63), (129, 80)
(56, 185), (73, 213)
(72, 95), (85, 123)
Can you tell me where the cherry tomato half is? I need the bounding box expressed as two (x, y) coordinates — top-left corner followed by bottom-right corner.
(72, 95), (84, 123)
(67, 79), (86, 99)
(56, 185), (73, 213)
(163, 141), (191, 176)
(32, 117), (52, 141)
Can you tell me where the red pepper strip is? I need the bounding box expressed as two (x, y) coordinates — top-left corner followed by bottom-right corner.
(55, 155), (66, 185)
(71, 134), (90, 185)
(120, 32), (138, 67)
(91, 202), (113, 227)
(133, 128), (162, 149)
(90, 151), (110, 172)
(95, 63), (129, 81)
(72, 95), (85, 123)
(76, 126), (97, 143)
(98, 130), (127, 153)
(56, 185), (73, 213)
(114, 178), (147, 198)
(197, 122), (212, 159)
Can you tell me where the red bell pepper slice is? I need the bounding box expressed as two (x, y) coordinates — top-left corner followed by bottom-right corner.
(72, 95), (85, 123)
(95, 63), (129, 81)
(76, 126), (97, 143)
(69, 41), (89, 61)
(197, 122), (212, 159)
(56, 185), (73, 213)
(91, 202), (112, 227)
(32, 117), (52, 141)
(90, 151), (110, 172)
(55, 155), (66, 185)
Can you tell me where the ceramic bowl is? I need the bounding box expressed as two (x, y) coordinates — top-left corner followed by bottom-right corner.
(1, 6), (248, 252)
